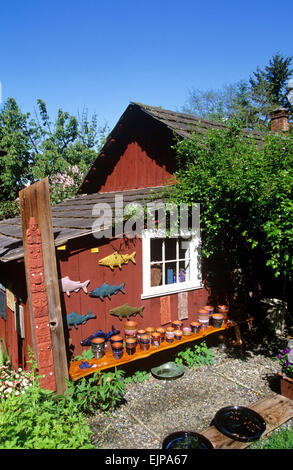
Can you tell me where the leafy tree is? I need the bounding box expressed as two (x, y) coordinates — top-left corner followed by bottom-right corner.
(183, 80), (256, 127)
(249, 52), (293, 123)
(0, 98), (108, 218)
(184, 53), (293, 130)
(166, 121), (293, 311)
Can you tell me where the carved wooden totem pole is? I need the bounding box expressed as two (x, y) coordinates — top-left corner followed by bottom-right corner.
(26, 217), (56, 391)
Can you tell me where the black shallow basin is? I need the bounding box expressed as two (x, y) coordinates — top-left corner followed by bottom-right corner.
(214, 406), (266, 442)
(151, 361), (185, 380)
(162, 431), (214, 449)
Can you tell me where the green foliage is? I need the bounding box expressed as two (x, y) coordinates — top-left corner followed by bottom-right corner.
(124, 370), (150, 384)
(0, 97), (108, 219)
(74, 348), (95, 361)
(250, 426), (293, 449)
(0, 354), (94, 449)
(175, 341), (214, 368)
(167, 122), (293, 291)
(64, 368), (126, 414)
(184, 53), (293, 130)
(0, 338), (9, 366)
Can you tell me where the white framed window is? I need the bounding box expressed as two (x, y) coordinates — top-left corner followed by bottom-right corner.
(141, 230), (202, 299)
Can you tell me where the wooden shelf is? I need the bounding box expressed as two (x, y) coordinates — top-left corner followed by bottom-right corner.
(69, 317), (253, 381)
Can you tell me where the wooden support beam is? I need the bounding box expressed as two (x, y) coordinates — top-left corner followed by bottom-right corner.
(19, 178), (69, 394)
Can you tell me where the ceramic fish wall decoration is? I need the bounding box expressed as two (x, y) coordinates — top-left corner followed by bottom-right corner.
(98, 251), (136, 270)
(66, 309), (96, 330)
(109, 303), (144, 321)
(81, 325), (120, 346)
(59, 276), (90, 297)
(89, 282), (125, 301)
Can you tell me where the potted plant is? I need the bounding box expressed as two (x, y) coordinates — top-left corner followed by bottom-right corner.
(274, 347), (293, 400)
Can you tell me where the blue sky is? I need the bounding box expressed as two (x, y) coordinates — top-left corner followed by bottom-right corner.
(1, 0), (293, 131)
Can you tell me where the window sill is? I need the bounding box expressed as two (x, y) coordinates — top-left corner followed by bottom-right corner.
(141, 282), (203, 299)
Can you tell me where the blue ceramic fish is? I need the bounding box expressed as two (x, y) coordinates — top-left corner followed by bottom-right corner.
(66, 309), (96, 330)
(89, 282), (125, 301)
(80, 325), (120, 346)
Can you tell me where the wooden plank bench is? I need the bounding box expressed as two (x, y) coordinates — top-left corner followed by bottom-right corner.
(201, 393), (293, 449)
(69, 317), (253, 381)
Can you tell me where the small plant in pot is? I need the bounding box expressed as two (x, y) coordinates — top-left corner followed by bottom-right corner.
(274, 347), (293, 400)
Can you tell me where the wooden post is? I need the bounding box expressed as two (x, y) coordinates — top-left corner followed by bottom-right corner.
(19, 178), (69, 394)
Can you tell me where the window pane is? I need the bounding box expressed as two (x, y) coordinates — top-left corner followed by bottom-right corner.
(179, 260), (190, 282)
(151, 238), (162, 262)
(165, 262), (177, 285)
(179, 238), (190, 259)
(165, 238), (177, 260)
(150, 264), (162, 286)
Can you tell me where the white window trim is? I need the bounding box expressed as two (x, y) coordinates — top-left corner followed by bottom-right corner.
(141, 229), (202, 299)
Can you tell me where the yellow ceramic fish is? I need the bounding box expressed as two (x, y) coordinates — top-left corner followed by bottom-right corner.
(98, 251), (136, 270)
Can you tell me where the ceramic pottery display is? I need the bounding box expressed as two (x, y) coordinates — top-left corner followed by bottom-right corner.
(182, 327), (192, 336)
(198, 309), (210, 322)
(124, 320), (138, 338)
(89, 282), (125, 300)
(165, 327), (175, 343)
(198, 319), (209, 331)
(59, 276), (90, 297)
(112, 342), (124, 359)
(172, 320), (183, 330)
(174, 330), (183, 340)
(217, 305), (229, 322)
(151, 332), (161, 348)
(137, 329), (146, 343)
(140, 334), (151, 351)
(190, 321), (201, 334)
(110, 335), (124, 347)
(98, 251), (136, 270)
(110, 303), (144, 320)
(91, 337), (105, 359)
(145, 327), (155, 342)
(156, 328), (165, 343)
(212, 313), (224, 328)
(125, 337), (137, 355)
(66, 309), (96, 330)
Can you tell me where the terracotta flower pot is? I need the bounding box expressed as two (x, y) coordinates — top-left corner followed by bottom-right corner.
(124, 320), (138, 337)
(174, 329), (183, 340)
(151, 332), (161, 348)
(165, 327), (175, 343)
(145, 327), (155, 343)
(137, 329), (146, 343)
(156, 327), (165, 343)
(278, 373), (293, 400)
(182, 327), (192, 336)
(172, 320), (183, 330)
(212, 313), (224, 329)
(190, 321), (201, 334)
(140, 334), (151, 351)
(91, 337), (105, 359)
(198, 309), (210, 321)
(112, 342), (123, 359)
(110, 335), (123, 347)
(125, 337), (137, 355)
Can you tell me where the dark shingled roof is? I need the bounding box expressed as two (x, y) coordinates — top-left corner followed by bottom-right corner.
(130, 102), (264, 143)
(0, 186), (165, 263)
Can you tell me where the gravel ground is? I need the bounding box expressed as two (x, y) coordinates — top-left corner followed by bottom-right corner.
(87, 335), (290, 449)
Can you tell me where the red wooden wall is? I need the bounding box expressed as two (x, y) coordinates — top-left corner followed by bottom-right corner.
(79, 107), (177, 194)
(57, 235), (209, 358)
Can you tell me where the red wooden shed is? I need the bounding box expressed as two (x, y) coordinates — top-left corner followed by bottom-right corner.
(0, 103), (261, 383)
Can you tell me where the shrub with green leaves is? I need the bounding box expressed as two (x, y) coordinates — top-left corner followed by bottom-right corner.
(64, 368), (126, 414)
(0, 378), (94, 449)
(175, 341), (214, 368)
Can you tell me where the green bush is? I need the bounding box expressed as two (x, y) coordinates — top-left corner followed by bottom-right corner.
(175, 341), (214, 368)
(0, 379), (94, 449)
(64, 368), (126, 414)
